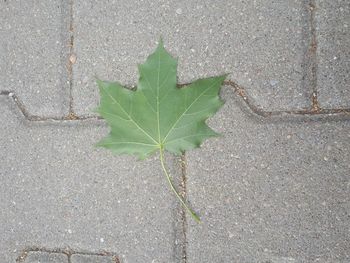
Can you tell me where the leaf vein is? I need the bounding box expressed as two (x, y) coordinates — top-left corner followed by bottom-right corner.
(101, 85), (158, 144)
(162, 78), (222, 143)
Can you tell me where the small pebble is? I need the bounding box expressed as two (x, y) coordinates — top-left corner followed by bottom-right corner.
(270, 80), (279, 86)
(69, 53), (77, 64)
(176, 8), (183, 15)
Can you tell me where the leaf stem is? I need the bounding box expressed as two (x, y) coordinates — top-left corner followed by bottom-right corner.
(159, 147), (201, 223)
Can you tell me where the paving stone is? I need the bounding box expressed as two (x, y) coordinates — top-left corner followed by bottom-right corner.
(316, 0), (350, 108)
(185, 87), (350, 262)
(24, 251), (67, 263)
(72, 0), (311, 116)
(0, 0), (70, 117)
(0, 96), (182, 263)
(70, 254), (115, 263)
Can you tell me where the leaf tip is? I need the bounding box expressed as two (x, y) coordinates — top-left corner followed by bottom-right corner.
(219, 99), (225, 107)
(92, 107), (100, 114)
(219, 74), (229, 83)
(158, 36), (164, 47)
(137, 154), (147, 161)
(193, 214), (201, 223)
(96, 78), (105, 88)
(210, 130), (223, 138)
(93, 142), (102, 148)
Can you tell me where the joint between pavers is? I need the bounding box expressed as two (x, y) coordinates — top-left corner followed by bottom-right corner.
(308, 0), (320, 112)
(224, 80), (350, 119)
(179, 153), (189, 263)
(16, 246), (120, 263)
(1, 78), (350, 123)
(0, 91), (100, 122)
(67, 0), (77, 119)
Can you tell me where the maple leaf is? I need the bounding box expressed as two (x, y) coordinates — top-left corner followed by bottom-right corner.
(96, 40), (226, 222)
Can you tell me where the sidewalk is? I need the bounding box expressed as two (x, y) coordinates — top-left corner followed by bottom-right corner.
(1, 1), (349, 262)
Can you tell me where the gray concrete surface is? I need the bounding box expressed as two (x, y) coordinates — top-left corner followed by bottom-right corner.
(0, 0), (70, 117)
(186, 87), (350, 262)
(1, 0), (350, 262)
(72, 0), (311, 116)
(70, 254), (115, 263)
(0, 96), (182, 263)
(316, 0), (350, 108)
(24, 251), (67, 263)
(21, 251), (116, 263)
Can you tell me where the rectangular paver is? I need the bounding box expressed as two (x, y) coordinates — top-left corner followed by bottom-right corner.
(0, 96), (182, 263)
(72, 0), (312, 116)
(185, 87), (350, 262)
(316, 0), (350, 108)
(0, 0), (70, 117)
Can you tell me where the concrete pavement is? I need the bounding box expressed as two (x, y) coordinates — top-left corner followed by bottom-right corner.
(1, 0), (349, 262)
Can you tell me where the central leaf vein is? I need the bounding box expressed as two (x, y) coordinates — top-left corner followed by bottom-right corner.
(156, 47), (161, 145)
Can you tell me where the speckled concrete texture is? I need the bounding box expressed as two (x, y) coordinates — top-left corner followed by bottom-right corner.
(0, 96), (181, 263)
(70, 254), (116, 263)
(1, 0), (350, 262)
(185, 86), (350, 262)
(316, 0), (350, 108)
(72, 0), (311, 116)
(24, 251), (67, 263)
(0, 0), (70, 117)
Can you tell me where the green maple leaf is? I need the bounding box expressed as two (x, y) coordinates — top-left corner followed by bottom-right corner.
(96, 40), (226, 222)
